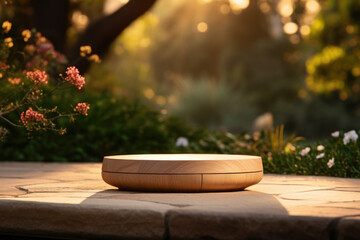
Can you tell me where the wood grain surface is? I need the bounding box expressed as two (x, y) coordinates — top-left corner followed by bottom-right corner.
(102, 154), (262, 174)
(102, 154), (263, 192)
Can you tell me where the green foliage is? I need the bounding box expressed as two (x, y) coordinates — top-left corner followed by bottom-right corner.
(81, 0), (360, 138)
(306, 0), (360, 101)
(1, 90), (359, 178)
(184, 127), (360, 178)
(1, 0), (359, 180)
(168, 77), (258, 132)
(265, 131), (360, 178)
(262, 125), (304, 155)
(0, 25), (91, 139)
(0, 91), (204, 162)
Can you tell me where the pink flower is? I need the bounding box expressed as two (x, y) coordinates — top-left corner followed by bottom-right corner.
(8, 77), (21, 85)
(64, 66), (85, 90)
(37, 42), (54, 55)
(74, 102), (90, 116)
(26, 69), (48, 85)
(25, 60), (35, 70)
(41, 59), (48, 67)
(0, 62), (10, 71)
(55, 52), (67, 64)
(20, 107), (44, 124)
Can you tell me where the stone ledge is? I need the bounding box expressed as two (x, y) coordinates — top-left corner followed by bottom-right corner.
(0, 199), (167, 240)
(337, 216), (360, 240)
(168, 210), (335, 240)
(0, 162), (359, 239)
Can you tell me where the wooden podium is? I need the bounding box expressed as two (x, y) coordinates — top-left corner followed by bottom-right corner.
(102, 154), (263, 192)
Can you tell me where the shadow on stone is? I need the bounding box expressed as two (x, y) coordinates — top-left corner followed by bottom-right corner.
(80, 188), (288, 216)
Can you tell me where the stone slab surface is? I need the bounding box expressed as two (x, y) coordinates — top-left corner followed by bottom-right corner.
(0, 162), (359, 239)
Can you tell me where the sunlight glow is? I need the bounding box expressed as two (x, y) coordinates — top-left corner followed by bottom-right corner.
(229, 0), (249, 9)
(283, 22), (298, 35)
(197, 22), (208, 33)
(156, 96), (167, 105)
(114, 45), (124, 55)
(220, 4), (231, 15)
(258, 1), (271, 13)
(300, 25), (311, 36)
(229, 0), (249, 13)
(72, 11), (88, 31)
(104, 0), (129, 15)
(279, 4), (293, 17)
(306, 0), (320, 13)
(140, 38), (151, 48)
(143, 88), (155, 99)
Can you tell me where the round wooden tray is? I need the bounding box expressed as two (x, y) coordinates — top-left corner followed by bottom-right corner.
(102, 154), (263, 192)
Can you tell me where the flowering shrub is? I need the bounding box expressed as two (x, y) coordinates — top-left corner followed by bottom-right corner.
(26, 69), (49, 85)
(1, 86), (359, 177)
(63, 66), (85, 90)
(172, 127), (360, 178)
(283, 130), (360, 177)
(0, 21), (95, 141)
(20, 107), (45, 124)
(74, 103), (90, 116)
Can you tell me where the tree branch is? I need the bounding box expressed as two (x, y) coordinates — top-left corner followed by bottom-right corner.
(67, 0), (157, 74)
(0, 115), (22, 128)
(32, 0), (70, 52)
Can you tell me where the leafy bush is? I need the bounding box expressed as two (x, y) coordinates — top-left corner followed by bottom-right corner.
(305, 0), (360, 101)
(288, 131), (360, 178)
(1, 90), (359, 178)
(0, 90), (204, 162)
(167, 77), (258, 133)
(0, 23), (94, 142)
(181, 127), (360, 178)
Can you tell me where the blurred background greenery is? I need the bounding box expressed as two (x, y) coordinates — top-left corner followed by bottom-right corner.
(84, 0), (360, 137)
(0, 0), (359, 177)
(2, 0), (360, 137)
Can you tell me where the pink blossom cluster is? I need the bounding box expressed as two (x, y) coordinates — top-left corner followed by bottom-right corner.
(8, 77), (21, 85)
(64, 66), (85, 90)
(20, 107), (44, 124)
(25, 59), (48, 70)
(0, 62), (10, 70)
(26, 69), (48, 85)
(37, 42), (54, 55)
(74, 102), (90, 116)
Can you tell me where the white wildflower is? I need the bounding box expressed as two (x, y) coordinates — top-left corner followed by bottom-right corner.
(300, 147), (311, 156)
(331, 131), (340, 138)
(316, 145), (325, 151)
(343, 130), (358, 145)
(253, 112), (273, 131)
(316, 153), (325, 159)
(253, 131), (261, 141)
(176, 137), (189, 147)
(327, 158), (335, 168)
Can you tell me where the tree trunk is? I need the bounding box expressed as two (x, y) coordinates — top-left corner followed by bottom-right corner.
(32, 0), (70, 52)
(67, 0), (157, 74)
